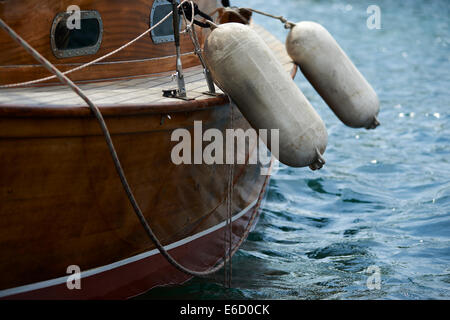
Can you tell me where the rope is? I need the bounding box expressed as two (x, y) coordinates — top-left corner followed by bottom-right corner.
(241, 8), (296, 29)
(224, 99), (235, 288)
(181, 3), (216, 94)
(0, 13), (263, 278)
(0, 0), (192, 89)
(180, 1), (195, 34)
(179, 1), (214, 29)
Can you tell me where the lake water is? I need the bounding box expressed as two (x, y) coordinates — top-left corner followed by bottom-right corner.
(144, 0), (450, 299)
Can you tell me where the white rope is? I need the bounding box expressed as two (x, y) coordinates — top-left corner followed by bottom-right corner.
(242, 7), (296, 29)
(180, 1), (196, 34)
(0, 0), (191, 89)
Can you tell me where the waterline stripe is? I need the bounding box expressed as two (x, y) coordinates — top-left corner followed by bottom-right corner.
(0, 199), (257, 298)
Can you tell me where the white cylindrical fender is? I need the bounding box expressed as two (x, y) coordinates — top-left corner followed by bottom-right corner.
(286, 21), (380, 129)
(204, 23), (328, 169)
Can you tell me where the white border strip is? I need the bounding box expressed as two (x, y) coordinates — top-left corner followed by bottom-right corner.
(0, 199), (257, 298)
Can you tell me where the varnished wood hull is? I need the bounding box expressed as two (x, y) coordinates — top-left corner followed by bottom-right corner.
(1, 192), (268, 299)
(0, 101), (270, 299)
(0, 0), (295, 296)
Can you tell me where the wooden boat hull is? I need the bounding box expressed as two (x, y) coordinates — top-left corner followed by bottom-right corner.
(0, 100), (270, 299)
(1, 191), (267, 299)
(0, 0), (294, 296)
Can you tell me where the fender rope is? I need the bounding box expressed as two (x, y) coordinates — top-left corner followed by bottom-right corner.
(241, 7), (296, 29)
(0, 14), (265, 278)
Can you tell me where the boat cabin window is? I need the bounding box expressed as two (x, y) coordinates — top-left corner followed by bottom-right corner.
(51, 10), (103, 58)
(150, 0), (182, 44)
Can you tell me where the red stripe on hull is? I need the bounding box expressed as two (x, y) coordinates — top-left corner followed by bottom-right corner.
(4, 203), (259, 300)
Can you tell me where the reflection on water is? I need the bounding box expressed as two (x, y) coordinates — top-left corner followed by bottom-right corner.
(142, 0), (450, 299)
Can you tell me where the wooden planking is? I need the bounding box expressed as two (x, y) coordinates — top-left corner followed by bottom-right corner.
(0, 0), (216, 84)
(0, 23), (296, 117)
(0, 66), (218, 107)
(0, 103), (267, 290)
(0, 53), (201, 86)
(0, 58), (294, 108)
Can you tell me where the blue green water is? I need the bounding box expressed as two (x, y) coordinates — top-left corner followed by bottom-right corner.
(144, 0), (450, 299)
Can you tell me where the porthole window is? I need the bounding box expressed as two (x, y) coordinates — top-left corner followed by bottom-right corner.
(50, 10), (103, 58)
(150, 0), (182, 44)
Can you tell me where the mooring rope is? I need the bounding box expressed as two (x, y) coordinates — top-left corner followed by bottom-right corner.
(0, 10), (263, 278)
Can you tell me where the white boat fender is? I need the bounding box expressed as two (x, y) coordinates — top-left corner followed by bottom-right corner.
(286, 21), (380, 129)
(204, 23), (328, 169)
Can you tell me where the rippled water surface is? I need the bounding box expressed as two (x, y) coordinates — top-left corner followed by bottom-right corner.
(144, 0), (450, 299)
